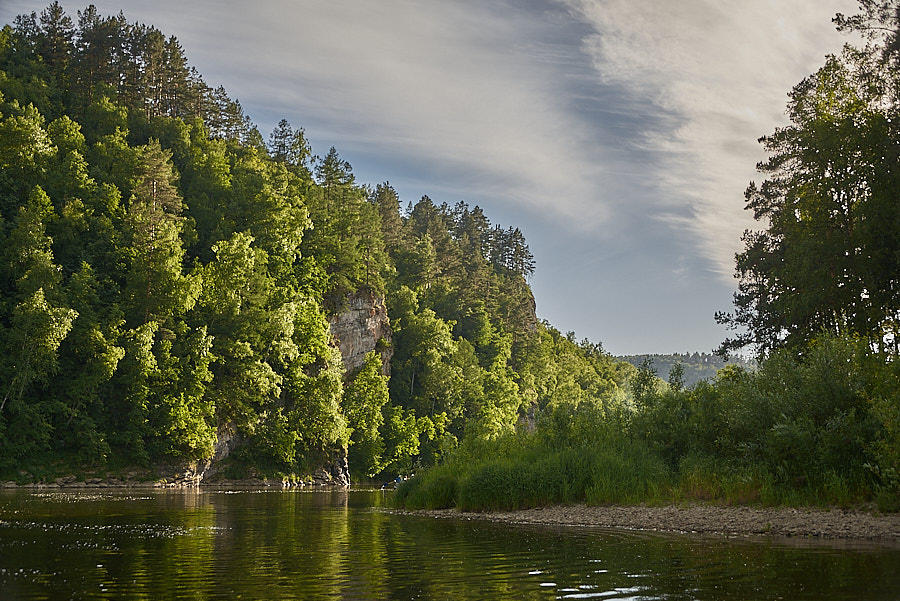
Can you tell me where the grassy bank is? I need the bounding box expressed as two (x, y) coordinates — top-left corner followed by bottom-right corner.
(395, 335), (900, 513)
(394, 434), (876, 512)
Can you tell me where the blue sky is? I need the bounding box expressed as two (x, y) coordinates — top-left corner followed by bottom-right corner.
(0, 0), (859, 355)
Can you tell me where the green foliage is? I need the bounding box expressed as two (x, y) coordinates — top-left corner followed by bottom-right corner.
(718, 31), (900, 356)
(0, 5), (375, 476)
(378, 403), (423, 476)
(619, 352), (751, 388)
(396, 419), (672, 511)
(4, 3), (895, 509)
(394, 465), (459, 509)
(344, 352), (390, 477)
(396, 332), (898, 511)
(629, 357), (660, 408)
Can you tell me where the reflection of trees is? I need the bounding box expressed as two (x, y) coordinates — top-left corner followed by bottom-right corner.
(5, 491), (899, 598)
(77, 491), (217, 598)
(141, 492), (900, 599)
(210, 490), (354, 598)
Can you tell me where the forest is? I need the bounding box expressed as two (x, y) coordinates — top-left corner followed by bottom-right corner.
(0, 3), (636, 483)
(2, 3), (899, 514)
(617, 352), (754, 389)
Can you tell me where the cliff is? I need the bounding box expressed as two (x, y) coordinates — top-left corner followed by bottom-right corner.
(328, 291), (393, 376)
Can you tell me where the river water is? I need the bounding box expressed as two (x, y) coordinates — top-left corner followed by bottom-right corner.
(0, 488), (898, 600)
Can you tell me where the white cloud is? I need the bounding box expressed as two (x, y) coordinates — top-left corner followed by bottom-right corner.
(176, 1), (623, 226)
(561, 0), (859, 276)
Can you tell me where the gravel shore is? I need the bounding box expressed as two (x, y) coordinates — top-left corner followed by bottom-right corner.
(393, 503), (900, 541)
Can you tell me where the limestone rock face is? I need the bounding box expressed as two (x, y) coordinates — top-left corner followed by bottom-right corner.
(313, 447), (351, 486)
(328, 291), (392, 376)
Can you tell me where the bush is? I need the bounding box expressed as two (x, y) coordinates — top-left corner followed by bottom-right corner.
(395, 333), (898, 511)
(586, 440), (670, 505)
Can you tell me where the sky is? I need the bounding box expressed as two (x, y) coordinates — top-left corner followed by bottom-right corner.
(0, 0), (861, 355)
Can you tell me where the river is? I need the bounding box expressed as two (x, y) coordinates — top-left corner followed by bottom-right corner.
(0, 488), (898, 599)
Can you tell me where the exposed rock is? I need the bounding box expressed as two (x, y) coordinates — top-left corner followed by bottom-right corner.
(198, 424), (240, 480)
(308, 447), (351, 487)
(329, 448), (351, 486)
(328, 291), (392, 376)
(212, 424), (239, 464)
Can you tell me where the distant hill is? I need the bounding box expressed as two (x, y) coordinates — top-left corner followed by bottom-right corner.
(617, 353), (755, 389)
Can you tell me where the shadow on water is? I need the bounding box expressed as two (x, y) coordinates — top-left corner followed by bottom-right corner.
(0, 488), (898, 600)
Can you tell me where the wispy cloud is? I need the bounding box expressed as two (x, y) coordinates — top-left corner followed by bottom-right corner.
(164, 0), (623, 225)
(561, 0), (858, 275)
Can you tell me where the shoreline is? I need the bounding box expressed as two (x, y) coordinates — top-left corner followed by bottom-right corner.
(1, 474), (350, 489)
(391, 503), (900, 542)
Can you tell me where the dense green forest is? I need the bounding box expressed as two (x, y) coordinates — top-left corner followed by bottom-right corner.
(397, 1), (900, 512)
(0, 3), (637, 482)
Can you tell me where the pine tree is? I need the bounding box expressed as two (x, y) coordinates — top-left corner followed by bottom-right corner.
(123, 140), (193, 325)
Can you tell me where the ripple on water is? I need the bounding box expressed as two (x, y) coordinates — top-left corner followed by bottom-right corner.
(1, 490), (899, 600)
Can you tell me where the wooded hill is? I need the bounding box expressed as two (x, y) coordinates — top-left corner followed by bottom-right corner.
(617, 353), (755, 389)
(0, 3), (636, 481)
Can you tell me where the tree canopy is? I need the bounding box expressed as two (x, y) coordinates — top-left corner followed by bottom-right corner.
(718, 4), (900, 357)
(0, 4), (631, 481)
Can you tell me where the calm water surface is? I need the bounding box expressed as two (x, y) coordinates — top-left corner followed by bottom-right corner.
(0, 488), (898, 600)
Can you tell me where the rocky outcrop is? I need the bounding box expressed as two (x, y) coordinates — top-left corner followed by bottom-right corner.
(312, 447), (351, 486)
(198, 424), (240, 481)
(328, 291), (392, 376)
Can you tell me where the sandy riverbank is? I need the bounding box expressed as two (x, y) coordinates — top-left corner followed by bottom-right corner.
(392, 503), (900, 541)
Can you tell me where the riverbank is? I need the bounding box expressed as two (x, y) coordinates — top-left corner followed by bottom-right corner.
(392, 503), (900, 542)
(0, 475), (348, 489)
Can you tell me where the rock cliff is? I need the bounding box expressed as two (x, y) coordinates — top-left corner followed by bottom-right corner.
(328, 291), (393, 376)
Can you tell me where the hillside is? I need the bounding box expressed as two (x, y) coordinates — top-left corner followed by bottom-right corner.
(0, 3), (635, 483)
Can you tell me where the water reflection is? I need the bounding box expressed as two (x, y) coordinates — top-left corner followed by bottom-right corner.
(0, 489), (898, 600)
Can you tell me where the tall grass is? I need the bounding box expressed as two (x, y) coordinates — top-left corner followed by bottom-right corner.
(396, 431), (673, 511)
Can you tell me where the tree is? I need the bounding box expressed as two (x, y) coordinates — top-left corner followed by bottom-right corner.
(668, 362), (685, 392)
(71, 7), (131, 112)
(0, 102), (56, 209)
(0, 187), (77, 461)
(834, 1), (900, 61)
(194, 233), (281, 428)
(304, 147), (387, 304)
(718, 36), (900, 356)
(37, 1), (74, 85)
(371, 182), (402, 250)
(268, 118), (311, 168)
(344, 352), (390, 477)
(122, 139), (195, 325)
(630, 357), (659, 407)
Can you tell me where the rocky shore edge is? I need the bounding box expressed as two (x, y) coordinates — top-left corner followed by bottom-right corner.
(0, 469), (349, 490)
(391, 503), (900, 542)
